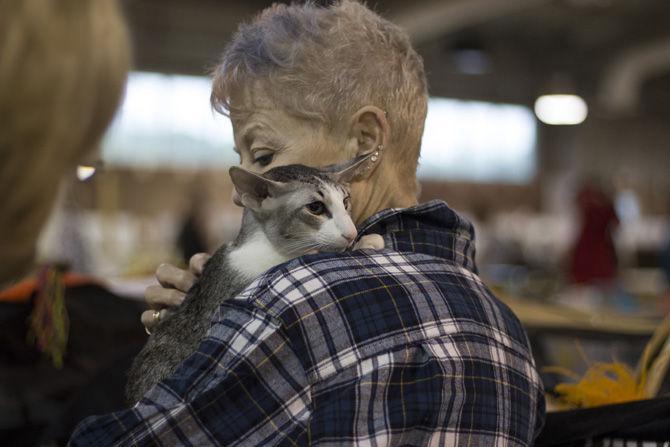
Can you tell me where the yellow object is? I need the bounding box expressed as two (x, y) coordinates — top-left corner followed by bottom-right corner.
(545, 362), (648, 409)
(638, 312), (670, 397)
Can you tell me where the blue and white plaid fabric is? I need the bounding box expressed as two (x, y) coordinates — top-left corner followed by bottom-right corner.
(70, 200), (545, 446)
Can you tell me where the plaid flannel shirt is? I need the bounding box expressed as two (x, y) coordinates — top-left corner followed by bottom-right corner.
(70, 200), (545, 446)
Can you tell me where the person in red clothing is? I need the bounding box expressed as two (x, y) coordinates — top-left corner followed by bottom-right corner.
(569, 180), (620, 285)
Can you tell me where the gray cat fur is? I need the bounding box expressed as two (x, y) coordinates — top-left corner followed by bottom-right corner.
(125, 155), (370, 403)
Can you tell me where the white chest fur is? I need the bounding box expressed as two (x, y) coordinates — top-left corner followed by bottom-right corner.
(227, 231), (288, 281)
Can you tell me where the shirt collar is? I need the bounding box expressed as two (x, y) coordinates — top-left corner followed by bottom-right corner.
(356, 200), (478, 273)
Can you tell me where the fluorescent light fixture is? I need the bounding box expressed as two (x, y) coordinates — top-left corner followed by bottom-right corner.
(534, 94), (588, 125)
(76, 165), (96, 181)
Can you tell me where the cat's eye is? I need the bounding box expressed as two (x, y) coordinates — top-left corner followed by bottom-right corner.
(253, 150), (274, 167)
(306, 201), (326, 215)
(343, 196), (351, 210)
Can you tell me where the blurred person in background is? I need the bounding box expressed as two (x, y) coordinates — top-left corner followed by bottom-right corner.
(0, 1), (143, 444)
(569, 179), (620, 286)
(72, 1), (545, 445)
(176, 189), (210, 265)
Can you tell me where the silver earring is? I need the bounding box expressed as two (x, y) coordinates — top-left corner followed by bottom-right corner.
(370, 144), (383, 162)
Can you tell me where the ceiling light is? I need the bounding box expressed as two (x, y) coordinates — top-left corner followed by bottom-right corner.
(534, 94), (588, 125)
(76, 165), (96, 181)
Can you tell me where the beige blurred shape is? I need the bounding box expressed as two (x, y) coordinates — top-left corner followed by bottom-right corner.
(0, 0), (131, 286)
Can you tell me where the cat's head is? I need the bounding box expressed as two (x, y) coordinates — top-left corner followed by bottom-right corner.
(229, 153), (371, 257)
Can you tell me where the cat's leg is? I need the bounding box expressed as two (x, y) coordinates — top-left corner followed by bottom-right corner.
(354, 234), (384, 250)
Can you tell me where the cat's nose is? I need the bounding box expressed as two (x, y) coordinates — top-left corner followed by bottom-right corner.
(341, 228), (357, 244)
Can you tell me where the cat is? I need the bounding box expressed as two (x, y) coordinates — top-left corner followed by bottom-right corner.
(125, 154), (377, 403)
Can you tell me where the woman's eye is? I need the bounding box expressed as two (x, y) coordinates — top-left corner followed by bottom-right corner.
(306, 201), (326, 215)
(253, 153), (274, 167)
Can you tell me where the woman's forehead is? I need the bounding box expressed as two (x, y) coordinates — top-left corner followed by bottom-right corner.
(232, 109), (294, 141)
(228, 81), (276, 119)
(232, 105), (323, 144)
(229, 82), (326, 132)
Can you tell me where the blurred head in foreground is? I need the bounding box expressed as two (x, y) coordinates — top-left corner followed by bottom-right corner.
(0, 0), (130, 285)
(211, 0), (428, 224)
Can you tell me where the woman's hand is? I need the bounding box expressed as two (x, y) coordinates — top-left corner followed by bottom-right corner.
(141, 253), (211, 332)
(140, 235), (380, 333)
(353, 234), (384, 250)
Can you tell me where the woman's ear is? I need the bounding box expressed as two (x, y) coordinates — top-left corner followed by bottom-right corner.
(338, 105), (389, 181)
(348, 105), (389, 157)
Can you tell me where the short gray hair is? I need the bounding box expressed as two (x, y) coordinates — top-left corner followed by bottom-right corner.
(211, 0), (428, 180)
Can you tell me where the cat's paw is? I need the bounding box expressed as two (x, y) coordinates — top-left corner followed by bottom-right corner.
(353, 234), (385, 250)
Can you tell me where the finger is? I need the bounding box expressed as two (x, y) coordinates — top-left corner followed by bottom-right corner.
(141, 310), (155, 330)
(354, 234), (385, 250)
(189, 253), (211, 276)
(156, 263), (196, 292)
(141, 308), (170, 331)
(145, 284), (186, 308)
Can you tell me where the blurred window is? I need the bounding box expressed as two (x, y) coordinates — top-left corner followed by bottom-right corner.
(103, 71), (236, 168)
(419, 97), (536, 183)
(103, 73), (537, 183)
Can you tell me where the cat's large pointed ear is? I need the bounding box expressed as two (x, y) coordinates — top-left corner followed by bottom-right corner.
(229, 167), (286, 210)
(322, 152), (374, 184)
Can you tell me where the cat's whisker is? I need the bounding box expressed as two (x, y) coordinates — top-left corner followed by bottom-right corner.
(281, 240), (324, 254)
(282, 238), (320, 247)
(292, 242), (324, 252)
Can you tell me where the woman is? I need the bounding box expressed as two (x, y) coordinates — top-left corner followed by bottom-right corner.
(0, 1), (134, 443)
(73, 2), (545, 445)
(142, 0), (424, 328)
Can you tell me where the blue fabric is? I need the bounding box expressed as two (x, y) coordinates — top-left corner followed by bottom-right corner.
(70, 200), (545, 446)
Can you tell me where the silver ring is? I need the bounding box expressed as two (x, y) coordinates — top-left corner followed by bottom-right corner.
(145, 310), (161, 335)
